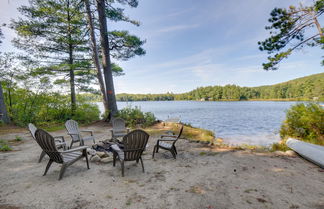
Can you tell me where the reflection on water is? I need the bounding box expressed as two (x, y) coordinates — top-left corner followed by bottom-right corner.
(97, 101), (300, 146)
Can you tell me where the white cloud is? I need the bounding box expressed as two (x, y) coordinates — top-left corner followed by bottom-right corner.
(157, 24), (199, 33)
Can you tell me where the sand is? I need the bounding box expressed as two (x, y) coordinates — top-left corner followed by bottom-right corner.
(0, 122), (324, 209)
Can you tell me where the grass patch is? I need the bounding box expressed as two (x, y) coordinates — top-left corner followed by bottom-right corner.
(271, 141), (290, 152)
(199, 152), (207, 156)
(38, 123), (66, 132)
(234, 144), (267, 151)
(125, 198), (132, 206)
(15, 136), (23, 141)
(145, 122), (214, 142)
(0, 140), (12, 151)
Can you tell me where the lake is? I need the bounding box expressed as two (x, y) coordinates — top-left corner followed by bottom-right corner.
(97, 101), (300, 146)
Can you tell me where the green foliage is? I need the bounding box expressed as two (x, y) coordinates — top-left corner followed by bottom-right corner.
(15, 136), (23, 141)
(109, 30), (146, 60)
(72, 103), (100, 124)
(271, 141), (290, 152)
(2, 85), (99, 127)
(0, 140), (12, 152)
(116, 73), (324, 101)
(280, 103), (324, 145)
(116, 106), (156, 128)
(258, 1), (324, 70)
(12, 0), (96, 91)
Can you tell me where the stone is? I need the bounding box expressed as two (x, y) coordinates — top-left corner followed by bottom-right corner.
(100, 156), (113, 163)
(97, 151), (108, 158)
(274, 151), (285, 156)
(285, 150), (297, 157)
(87, 148), (96, 156)
(90, 155), (101, 162)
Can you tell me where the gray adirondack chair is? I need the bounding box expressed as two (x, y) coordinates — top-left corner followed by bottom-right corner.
(34, 129), (89, 180)
(28, 123), (67, 163)
(110, 118), (130, 141)
(111, 129), (149, 177)
(152, 125), (184, 159)
(65, 119), (95, 148)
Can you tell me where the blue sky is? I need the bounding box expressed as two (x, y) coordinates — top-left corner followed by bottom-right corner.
(0, 0), (323, 94)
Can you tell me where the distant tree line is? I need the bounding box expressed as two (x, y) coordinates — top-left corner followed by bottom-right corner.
(116, 73), (324, 101)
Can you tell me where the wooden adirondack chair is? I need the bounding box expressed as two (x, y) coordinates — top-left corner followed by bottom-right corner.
(34, 129), (89, 180)
(65, 119), (95, 148)
(152, 125), (184, 159)
(110, 118), (130, 141)
(28, 123), (67, 163)
(111, 129), (149, 177)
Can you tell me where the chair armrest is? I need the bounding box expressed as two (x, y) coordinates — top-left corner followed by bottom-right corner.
(161, 135), (177, 138)
(68, 133), (79, 136)
(81, 130), (93, 136)
(55, 141), (67, 146)
(158, 138), (177, 142)
(111, 144), (122, 152)
(53, 136), (65, 142)
(60, 146), (88, 153)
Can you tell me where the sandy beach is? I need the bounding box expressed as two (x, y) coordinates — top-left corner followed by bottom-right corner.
(0, 122), (324, 209)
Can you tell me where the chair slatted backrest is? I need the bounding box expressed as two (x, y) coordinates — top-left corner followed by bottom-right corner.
(35, 129), (63, 163)
(28, 123), (37, 140)
(172, 125), (184, 146)
(65, 119), (81, 142)
(122, 130), (149, 161)
(112, 118), (127, 134)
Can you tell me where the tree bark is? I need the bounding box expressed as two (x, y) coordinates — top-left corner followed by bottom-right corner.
(67, 0), (76, 115)
(96, 0), (118, 116)
(313, 15), (323, 38)
(84, 0), (109, 113)
(0, 82), (10, 124)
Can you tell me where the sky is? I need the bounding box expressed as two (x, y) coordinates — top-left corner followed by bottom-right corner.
(0, 0), (323, 94)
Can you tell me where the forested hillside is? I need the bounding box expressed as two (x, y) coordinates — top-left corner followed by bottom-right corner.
(116, 73), (324, 101)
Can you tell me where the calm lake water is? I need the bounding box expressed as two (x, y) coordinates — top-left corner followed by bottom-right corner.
(97, 101), (301, 146)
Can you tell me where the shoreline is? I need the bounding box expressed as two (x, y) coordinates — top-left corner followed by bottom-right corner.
(93, 99), (324, 102)
(1, 121), (324, 209)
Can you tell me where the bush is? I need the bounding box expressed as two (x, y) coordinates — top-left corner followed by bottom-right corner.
(0, 140), (12, 152)
(271, 141), (290, 152)
(72, 103), (100, 124)
(3, 87), (100, 127)
(280, 103), (324, 145)
(116, 106), (156, 128)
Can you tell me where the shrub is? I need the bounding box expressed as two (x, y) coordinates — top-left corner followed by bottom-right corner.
(280, 103), (324, 145)
(15, 136), (23, 141)
(3, 87), (100, 127)
(271, 141), (290, 152)
(0, 140), (12, 152)
(116, 106), (156, 128)
(72, 103), (100, 124)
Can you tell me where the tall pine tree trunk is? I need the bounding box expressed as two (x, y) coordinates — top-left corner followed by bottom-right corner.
(67, 0), (76, 115)
(96, 0), (118, 117)
(0, 82), (10, 124)
(84, 0), (109, 113)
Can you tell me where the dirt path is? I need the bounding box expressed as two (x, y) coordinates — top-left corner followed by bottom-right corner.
(0, 122), (324, 209)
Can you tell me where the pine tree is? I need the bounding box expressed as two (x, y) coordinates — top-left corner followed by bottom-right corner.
(258, 0), (324, 70)
(12, 0), (96, 115)
(96, 0), (145, 117)
(0, 28), (11, 124)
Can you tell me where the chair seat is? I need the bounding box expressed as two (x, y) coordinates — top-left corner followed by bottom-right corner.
(62, 151), (82, 163)
(158, 141), (173, 149)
